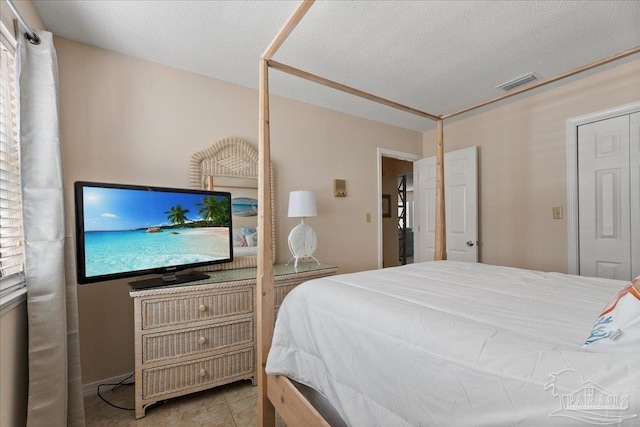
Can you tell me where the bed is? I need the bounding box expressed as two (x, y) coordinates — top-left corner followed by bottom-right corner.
(266, 261), (639, 426)
(254, 2), (640, 426)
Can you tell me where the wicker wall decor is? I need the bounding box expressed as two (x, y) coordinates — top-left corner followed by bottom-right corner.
(190, 137), (275, 270)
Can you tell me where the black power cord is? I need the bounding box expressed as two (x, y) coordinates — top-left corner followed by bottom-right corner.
(96, 373), (135, 411)
(97, 373), (168, 412)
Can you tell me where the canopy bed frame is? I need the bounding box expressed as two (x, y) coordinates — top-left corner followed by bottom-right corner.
(255, 1), (640, 426)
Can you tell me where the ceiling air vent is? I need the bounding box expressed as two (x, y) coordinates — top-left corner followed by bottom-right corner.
(497, 72), (540, 91)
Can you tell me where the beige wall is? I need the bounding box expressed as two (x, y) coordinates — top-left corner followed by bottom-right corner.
(54, 37), (422, 384)
(0, 2), (44, 425)
(423, 59), (640, 273)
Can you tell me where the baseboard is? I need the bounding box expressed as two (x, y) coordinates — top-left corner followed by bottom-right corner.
(82, 372), (134, 397)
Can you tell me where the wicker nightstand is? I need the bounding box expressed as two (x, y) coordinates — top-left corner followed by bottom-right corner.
(129, 263), (337, 418)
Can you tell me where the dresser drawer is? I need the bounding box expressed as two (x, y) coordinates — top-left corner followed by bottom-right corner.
(142, 316), (254, 364)
(142, 347), (255, 400)
(141, 287), (254, 330)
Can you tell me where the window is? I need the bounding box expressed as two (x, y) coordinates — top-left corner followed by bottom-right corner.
(0, 22), (26, 312)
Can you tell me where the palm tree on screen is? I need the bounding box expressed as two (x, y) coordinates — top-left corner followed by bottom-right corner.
(165, 205), (190, 225)
(196, 196), (230, 226)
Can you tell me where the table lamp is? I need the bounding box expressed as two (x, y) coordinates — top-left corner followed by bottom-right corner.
(287, 190), (320, 269)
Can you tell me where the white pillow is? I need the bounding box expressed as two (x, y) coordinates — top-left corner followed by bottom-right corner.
(583, 276), (640, 353)
(232, 229), (247, 247)
(245, 232), (257, 247)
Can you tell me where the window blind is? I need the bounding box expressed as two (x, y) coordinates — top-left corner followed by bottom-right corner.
(0, 36), (25, 296)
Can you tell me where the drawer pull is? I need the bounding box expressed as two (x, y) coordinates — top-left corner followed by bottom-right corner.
(199, 369), (206, 377)
(199, 336), (206, 345)
(198, 304), (207, 312)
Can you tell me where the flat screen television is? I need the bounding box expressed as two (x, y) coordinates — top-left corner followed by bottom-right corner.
(74, 181), (233, 289)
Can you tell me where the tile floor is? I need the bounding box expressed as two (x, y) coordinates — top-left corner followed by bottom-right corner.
(84, 380), (286, 426)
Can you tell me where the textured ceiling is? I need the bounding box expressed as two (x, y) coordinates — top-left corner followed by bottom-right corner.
(33, 1), (640, 132)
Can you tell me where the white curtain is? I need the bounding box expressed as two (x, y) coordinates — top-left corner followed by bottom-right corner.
(18, 30), (85, 426)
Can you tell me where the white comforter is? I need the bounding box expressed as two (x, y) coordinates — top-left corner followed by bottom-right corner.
(266, 261), (640, 426)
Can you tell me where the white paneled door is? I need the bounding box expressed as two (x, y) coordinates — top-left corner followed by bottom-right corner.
(578, 113), (639, 280)
(414, 154), (436, 262)
(414, 146), (478, 262)
(631, 113), (640, 279)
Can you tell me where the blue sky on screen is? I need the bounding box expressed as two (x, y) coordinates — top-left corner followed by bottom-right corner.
(82, 187), (224, 231)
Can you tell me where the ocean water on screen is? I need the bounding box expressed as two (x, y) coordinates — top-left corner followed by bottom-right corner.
(83, 228), (229, 277)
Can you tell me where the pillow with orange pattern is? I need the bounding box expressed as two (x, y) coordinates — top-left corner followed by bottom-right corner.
(583, 276), (640, 353)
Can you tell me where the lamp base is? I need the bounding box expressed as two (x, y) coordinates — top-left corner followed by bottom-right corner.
(287, 223), (320, 270)
(286, 255), (321, 270)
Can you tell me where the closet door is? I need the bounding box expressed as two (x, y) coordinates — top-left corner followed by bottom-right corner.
(578, 115), (631, 280)
(444, 146), (478, 262)
(631, 112), (640, 279)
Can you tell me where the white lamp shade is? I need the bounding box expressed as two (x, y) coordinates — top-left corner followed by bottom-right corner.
(288, 190), (317, 218)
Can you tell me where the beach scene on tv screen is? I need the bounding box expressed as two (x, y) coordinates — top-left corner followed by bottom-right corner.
(82, 187), (231, 277)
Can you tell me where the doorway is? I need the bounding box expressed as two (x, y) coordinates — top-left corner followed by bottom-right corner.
(377, 148), (422, 269)
(381, 157), (414, 268)
(398, 173), (413, 265)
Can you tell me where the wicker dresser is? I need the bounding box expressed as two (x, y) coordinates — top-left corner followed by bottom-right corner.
(129, 263), (337, 418)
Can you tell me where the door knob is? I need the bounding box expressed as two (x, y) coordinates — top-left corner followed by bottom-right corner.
(466, 241), (476, 247)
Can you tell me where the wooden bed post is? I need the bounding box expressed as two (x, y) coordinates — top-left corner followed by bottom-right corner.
(434, 118), (447, 261)
(267, 61), (440, 121)
(258, 3), (316, 427)
(257, 57), (276, 427)
(262, 1), (316, 60)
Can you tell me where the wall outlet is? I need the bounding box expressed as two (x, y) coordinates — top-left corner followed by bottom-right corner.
(552, 206), (563, 219)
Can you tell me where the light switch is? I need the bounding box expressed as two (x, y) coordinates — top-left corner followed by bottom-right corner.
(366, 212), (371, 223)
(552, 207), (563, 219)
